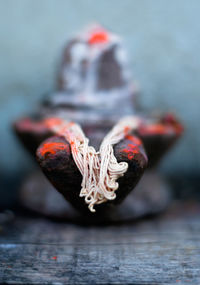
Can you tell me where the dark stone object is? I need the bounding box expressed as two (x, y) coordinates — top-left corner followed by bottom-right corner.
(36, 135), (147, 213)
(20, 170), (170, 223)
(13, 25), (184, 219)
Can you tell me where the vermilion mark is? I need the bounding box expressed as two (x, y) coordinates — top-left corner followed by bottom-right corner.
(51, 256), (57, 261)
(127, 153), (134, 160)
(125, 135), (142, 146)
(139, 124), (170, 135)
(139, 117), (183, 136)
(88, 30), (109, 45)
(44, 117), (63, 129)
(16, 118), (46, 132)
(40, 142), (68, 157)
(123, 126), (131, 135)
(162, 113), (184, 135)
(70, 141), (78, 154)
(122, 143), (139, 160)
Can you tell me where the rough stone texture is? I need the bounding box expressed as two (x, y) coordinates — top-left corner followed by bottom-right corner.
(97, 45), (125, 90)
(139, 133), (180, 168)
(36, 135), (147, 213)
(0, 204), (200, 284)
(137, 114), (183, 168)
(19, 170), (171, 223)
(0, 0), (199, 177)
(1, 0), (198, 208)
(13, 118), (53, 155)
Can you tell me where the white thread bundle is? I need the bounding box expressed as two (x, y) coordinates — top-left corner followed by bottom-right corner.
(46, 116), (140, 212)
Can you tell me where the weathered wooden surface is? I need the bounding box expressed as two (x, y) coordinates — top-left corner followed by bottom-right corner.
(0, 203), (200, 284)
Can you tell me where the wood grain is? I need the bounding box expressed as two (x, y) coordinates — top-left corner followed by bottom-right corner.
(0, 206), (200, 284)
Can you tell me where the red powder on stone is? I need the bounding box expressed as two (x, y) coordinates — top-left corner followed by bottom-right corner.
(139, 117), (184, 136)
(162, 113), (184, 135)
(139, 124), (170, 135)
(51, 256), (57, 261)
(40, 142), (68, 157)
(88, 30), (109, 45)
(121, 135), (142, 160)
(123, 126), (131, 135)
(16, 118), (46, 132)
(125, 135), (142, 146)
(121, 143), (140, 160)
(44, 117), (63, 129)
(70, 141), (78, 154)
(127, 153), (134, 160)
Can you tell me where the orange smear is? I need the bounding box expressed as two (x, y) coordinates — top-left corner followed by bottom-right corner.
(16, 118), (46, 132)
(40, 142), (68, 157)
(51, 256), (57, 261)
(123, 126), (131, 135)
(88, 30), (109, 45)
(44, 117), (63, 129)
(70, 141), (78, 154)
(128, 153), (134, 160)
(162, 114), (184, 135)
(121, 135), (142, 160)
(139, 124), (171, 135)
(122, 143), (139, 160)
(125, 135), (142, 146)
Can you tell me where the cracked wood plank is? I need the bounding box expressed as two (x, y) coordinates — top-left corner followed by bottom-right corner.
(0, 208), (200, 284)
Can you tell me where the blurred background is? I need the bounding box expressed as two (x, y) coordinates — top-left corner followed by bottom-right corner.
(0, 0), (200, 208)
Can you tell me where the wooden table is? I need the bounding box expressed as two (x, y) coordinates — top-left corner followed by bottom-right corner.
(0, 202), (200, 284)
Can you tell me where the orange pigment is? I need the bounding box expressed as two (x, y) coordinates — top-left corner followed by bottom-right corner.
(139, 124), (170, 135)
(40, 142), (68, 156)
(122, 143), (139, 160)
(51, 256), (57, 261)
(123, 126), (131, 135)
(125, 135), (142, 146)
(88, 30), (109, 45)
(44, 117), (63, 129)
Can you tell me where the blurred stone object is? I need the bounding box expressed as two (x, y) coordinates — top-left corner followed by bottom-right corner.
(20, 170), (170, 223)
(13, 25), (183, 222)
(0, 210), (15, 232)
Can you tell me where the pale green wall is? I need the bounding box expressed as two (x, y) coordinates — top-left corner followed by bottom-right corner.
(0, 0), (200, 204)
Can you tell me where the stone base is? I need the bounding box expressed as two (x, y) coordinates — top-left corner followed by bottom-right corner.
(20, 170), (171, 224)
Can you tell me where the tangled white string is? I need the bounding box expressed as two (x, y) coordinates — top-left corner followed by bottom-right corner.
(46, 116), (140, 212)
